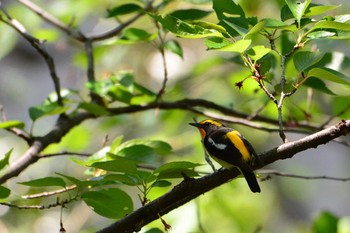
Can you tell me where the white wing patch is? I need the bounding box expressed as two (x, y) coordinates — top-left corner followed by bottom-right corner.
(208, 137), (227, 150)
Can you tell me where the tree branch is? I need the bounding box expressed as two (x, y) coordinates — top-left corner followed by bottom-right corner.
(97, 120), (350, 233)
(16, 0), (85, 40)
(22, 185), (77, 199)
(0, 6), (64, 106)
(0, 98), (340, 185)
(16, 0), (154, 42)
(0, 113), (93, 184)
(260, 170), (350, 182)
(0, 196), (74, 210)
(107, 98), (319, 131)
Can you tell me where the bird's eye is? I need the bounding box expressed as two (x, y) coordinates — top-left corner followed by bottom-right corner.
(204, 122), (210, 126)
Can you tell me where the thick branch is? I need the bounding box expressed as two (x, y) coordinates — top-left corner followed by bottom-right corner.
(0, 113), (93, 184)
(98, 120), (350, 233)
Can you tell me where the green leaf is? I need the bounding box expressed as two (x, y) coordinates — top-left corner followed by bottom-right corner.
(154, 161), (201, 173)
(90, 156), (137, 173)
(0, 120), (25, 129)
(281, 4), (294, 21)
(307, 31), (336, 39)
(0, 148), (12, 170)
(332, 96), (350, 117)
(192, 21), (227, 34)
(335, 14), (350, 23)
(117, 145), (156, 163)
(303, 77), (335, 95)
(109, 139), (172, 163)
(216, 39), (252, 53)
(245, 21), (266, 36)
(0, 186), (11, 199)
(119, 28), (156, 43)
(134, 83), (155, 96)
(304, 4), (340, 17)
(313, 21), (350, 31)
(82, 188), (133, 219)
(154, 161), (201, 179)
(57, 173), (101, 188)
(70, 147), (109, 168)
(128, 170), (157, 184)
(154, 15), (221, 38)
(107, 84), (133, 104)
(246, 46), (271, 61)
(280, 31), (295, 55)
(146, 140), (172, 155)
(107, 4), (142, 17)
(293, 51), (325, 72)
(285, 0), (312, 27)
(164, 40), (183, 58)
(113, 139), (172, 156)
(204, 37), (232, 50)
(102, 174), (139, 186)
(312, 211), (338, 233)
(307, 68), (350, 85)
(261, 18), (297, 31)
(151, 180), (172, 188)
(79, 102), (109, 116)
(222, 19), (248, 37)
(18, 177), (66, 188)
(213, 0), (245, 19)
(110, 136), (124, 154)
(29, 103), (69, 121)
(169, 9), (212, 21)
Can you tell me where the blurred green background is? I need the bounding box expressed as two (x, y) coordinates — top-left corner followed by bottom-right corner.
(1, 0), (350, 232)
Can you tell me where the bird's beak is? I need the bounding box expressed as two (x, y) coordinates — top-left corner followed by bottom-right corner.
(189, 117), (200, 128)
(189, 122), (202, 128)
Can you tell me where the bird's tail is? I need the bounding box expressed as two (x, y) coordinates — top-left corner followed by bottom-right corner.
(241, 169), (261, 193)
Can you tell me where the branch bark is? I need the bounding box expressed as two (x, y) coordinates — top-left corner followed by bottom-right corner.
(0, 98), (334, 184)
(0, 113), (93, 184)
(97, 120), (350, 233)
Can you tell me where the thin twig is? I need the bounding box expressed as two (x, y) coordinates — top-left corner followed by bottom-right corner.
(277, 55), (287, 142)
(0, 6), (63, 106)
(261, 170), (350, 182)
(154, 21), (168, 102)
(268, 32), (301, 143)
(7, 128), (32, 144)
(84, 39), (105, 104)
(17, 0), (155, 43)
(85, 39), (95, 83)
(40, 152), (91, 158)
(22, 185), (77, 199)
(88, 0), (155, 42)
(0, 197), (74, 210)
(0, 105), (31, 143)
(17, 0), (85, 40)
(0, 112), (93, 185)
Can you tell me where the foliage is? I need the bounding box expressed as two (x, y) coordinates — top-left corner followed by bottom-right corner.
(0, 0), (350, 232)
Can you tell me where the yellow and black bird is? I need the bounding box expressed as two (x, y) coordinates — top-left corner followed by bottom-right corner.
(190, 119), (261, 193)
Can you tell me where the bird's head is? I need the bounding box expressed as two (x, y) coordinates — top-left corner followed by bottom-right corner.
(189, 119), (223, 138)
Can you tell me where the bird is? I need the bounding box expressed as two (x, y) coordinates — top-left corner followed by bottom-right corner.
(189, 119), (261, 193)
